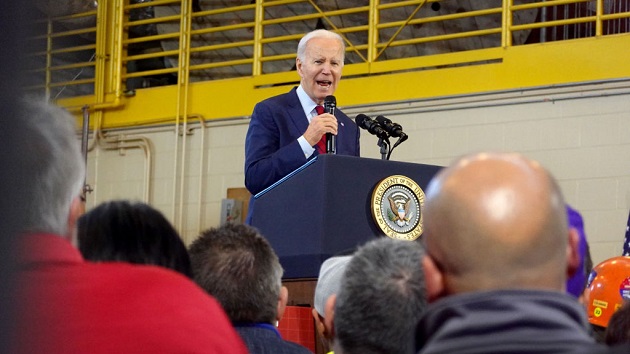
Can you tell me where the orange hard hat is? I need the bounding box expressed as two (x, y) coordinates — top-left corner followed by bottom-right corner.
(584, 256), (630, 327)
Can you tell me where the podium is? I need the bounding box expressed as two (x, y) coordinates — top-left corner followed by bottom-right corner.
(250, 155), (442, 279)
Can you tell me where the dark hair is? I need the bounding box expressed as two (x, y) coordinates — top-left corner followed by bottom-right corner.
(334, 238), (428, 354)
(606, 301), (630, 345)
(77, 200), (192, 278)
(188, 223), (282, 324)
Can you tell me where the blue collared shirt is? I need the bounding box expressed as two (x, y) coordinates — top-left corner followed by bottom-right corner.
(296, 85), (319, 158)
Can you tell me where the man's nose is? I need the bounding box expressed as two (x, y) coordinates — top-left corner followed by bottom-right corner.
(321, 62), (332, 74)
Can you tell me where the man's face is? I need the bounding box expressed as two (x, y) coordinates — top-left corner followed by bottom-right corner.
(296, 37), (344, 105)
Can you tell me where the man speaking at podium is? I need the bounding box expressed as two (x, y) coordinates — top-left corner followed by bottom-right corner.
(244, 29), (360, 224)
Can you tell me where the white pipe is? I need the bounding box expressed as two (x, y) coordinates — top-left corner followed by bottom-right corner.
(100, 134), (153, 203)
(342, 78), (630, 116)
(196, 117), (207, 236)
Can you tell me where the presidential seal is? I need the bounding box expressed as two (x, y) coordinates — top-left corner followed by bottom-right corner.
(371, 175), (425, 241)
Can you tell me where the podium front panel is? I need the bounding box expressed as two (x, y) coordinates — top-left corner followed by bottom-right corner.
(251, 155), (441, 278)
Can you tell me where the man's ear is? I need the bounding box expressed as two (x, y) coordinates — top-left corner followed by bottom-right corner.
(566, 228), (580, 281)
(323, 294), (336, 338)
(67, 196), (84, 247)
(312, 308), (326, 337)
(295, 58), (303, 78)
(276, 286), (289, 323)
(422, 255), (445, 303)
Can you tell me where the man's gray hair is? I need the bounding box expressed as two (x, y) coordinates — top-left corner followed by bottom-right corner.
(18, 97), (85, 236)
(334, 238), (427, 354)
(314, 255), (352, 317)
(296, 29), (345, 62)
(188, 223), (283, 324)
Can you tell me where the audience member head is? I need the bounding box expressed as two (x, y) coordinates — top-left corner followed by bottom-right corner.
(312, 255), (352, 351)
(422, 152), (579, 299)
(605, 300), (630, 345)
(77, 200), (192, 278)
(584, 256), (630, 342)
(296, 29), (345, 104)
(16, 97), (85, 241)
(566, 204), (590, 298)
(330, 238), (427, 354)
(188, 223), (287, 324)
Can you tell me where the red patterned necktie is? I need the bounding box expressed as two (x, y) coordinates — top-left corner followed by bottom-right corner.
(315, 105), (326, 154)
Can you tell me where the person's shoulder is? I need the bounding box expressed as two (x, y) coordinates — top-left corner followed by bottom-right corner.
(95, 263), (246, 344)
(257, 87), (298, 107)
(607, 343), (630, 353)
(82, 262), (217, 305)
(572, 343), (630, 354)
(555, 342), (630, 354)
(89, 262), (201, 293)
(237, 326), (312, 354)
(258, 338), (312, 354)
(16, 260), (249, 354)
(84, 260), (183, 278)
(281, 339), (313, 354)
(335, 107), (355, 124)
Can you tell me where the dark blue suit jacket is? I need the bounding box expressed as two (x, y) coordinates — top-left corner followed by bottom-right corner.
(244, 87), (360, 223)
(235, 325), (312, 354)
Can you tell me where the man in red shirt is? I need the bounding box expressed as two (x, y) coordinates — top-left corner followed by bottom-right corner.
(11, 98), (248, 354)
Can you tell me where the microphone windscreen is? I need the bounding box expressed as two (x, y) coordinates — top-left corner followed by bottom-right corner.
(355, 114), (369, 128)
(375, 115), (390, 125)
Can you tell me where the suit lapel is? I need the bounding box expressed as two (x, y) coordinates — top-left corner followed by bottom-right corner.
(285, 87), (309, 136)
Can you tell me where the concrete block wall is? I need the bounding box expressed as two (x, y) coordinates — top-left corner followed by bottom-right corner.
(85, 86), (630, 265)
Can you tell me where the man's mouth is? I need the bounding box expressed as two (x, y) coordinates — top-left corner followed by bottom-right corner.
(317, 80), (332, 88)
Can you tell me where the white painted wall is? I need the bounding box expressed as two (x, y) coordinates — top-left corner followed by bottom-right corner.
(84, 81), (630, 266)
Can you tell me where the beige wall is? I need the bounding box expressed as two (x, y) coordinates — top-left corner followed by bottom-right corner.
(85, 81), (630, 266)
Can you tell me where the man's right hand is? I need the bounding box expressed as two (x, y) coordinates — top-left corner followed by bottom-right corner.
(304, 112), (338, 146)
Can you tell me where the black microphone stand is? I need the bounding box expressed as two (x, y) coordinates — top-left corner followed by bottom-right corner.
(377, 137), (390, 160)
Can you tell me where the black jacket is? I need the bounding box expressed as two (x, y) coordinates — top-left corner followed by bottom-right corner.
(416, 289), (607, 354)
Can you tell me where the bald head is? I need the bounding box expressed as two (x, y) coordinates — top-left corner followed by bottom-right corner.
(423, 152), (573, 294)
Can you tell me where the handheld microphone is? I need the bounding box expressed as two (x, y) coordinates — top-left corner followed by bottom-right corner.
(324, 95), (336, 154)
(355, 114), (389, 140)
(375, 115), (407, 139)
